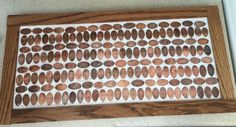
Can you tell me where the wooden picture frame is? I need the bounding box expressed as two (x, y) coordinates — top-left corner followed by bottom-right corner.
(1, 6), (236, 124)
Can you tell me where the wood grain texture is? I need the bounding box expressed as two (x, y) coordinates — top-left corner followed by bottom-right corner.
(7, 7), (207, 26)
(0, 6), (235, 124)
(207, 6), (235, 98)
(0, 26), (19, 124)
(11, 100), (236, 123)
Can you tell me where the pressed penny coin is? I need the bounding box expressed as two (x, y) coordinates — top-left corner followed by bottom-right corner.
(145, 87), (152, 100)
(31, 93), (38, 105)
(54, 92), (61, 105)
(107, 89), (114, 101)
(182, 87), (189, 98)
(189, 86), (197, 98)
(39, 93), (46, 105)
(85, 90), (91, 102)
(212, 87), (220, 97)
(115, 88), (121, 100)
(77, 90), (84, 103)
(138, 88), (144, 100)
(167, 88), (174, 99)
(62, 92), (69, 105)
(23, 94), (30, 106)
(46, 93), (53, 105)
(175, 87), (181, 99)
(130, 88), (136, 100)
(122, 88), (129, 100)
(15, 94), (22, 106)
(152, 88), (159, 99)
(160, 87), (167, 99)
(134, 66), (142, 78)
(92, 90), (99, 102)
(69, 92), (76, 104)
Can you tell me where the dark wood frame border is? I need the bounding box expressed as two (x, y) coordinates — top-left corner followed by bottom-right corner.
(1, 6), (236, 124)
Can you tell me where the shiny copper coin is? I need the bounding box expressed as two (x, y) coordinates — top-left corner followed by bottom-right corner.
(157, 79), (168, 86)
(114, 88), (121, 100)
(23, 73), (30, 85)
(153, 29), (159, 39)
(148, 22), (158, 29)
(94, 82), (103, 89)
(156, 66), (162, 78)
(62, 92), (69, 105)
(207, 64), (215, 76)
(141, 48), (147, 58)
(189, 86), (196, 98)
(55, 83), (67, 91)
(152, 88), (159, 99)
(21, 28), (31, 34)
(61, 71), (67, 82)
(182, 87), (189, 98)
(77, 32), (83, 42)
(77, 26), (87, 32)
(136, 23), (146, 29)
(130, 88), (136, 100)
(160, 87), (167, 99)
(46, 93), (53, 105)
(16, 75), (23, 86)
(195, 27), (201, 36)
(104, 31), (110, 40)
(204, 45), (211, 55)
(167, 88), (174, 99)
(104, 80), (116, 88)
(107, 89), (114, 101)
(122, 88), (129, 100)
(188, 27), (194, 37)
(39, 93), (46, 105)
(41, 84), (54, 92)
(54, 27), (64, 33)
(92, 90), (99, 102)
(100, 24), (112, 31)
(202, 28), (208, 37)
(138, 88), (144, 100)
(31, 93), (38, 105)
(69, 92), (76, 104)
(167, 28), (173, 38)
(88, 25), (98, 31)
(145, 87), (152, 99)
(198, 38), (209, 45)
(181, 78), (192, 85)
(169, 79), (180, 86)
(113, 67), (119, 79)
(192, 65), (199, 76)
(174, 87), (181, 99)
(99, 89), (106, 101)
(22, 94), (30, 106)
(126, 48), (133, 59)
(197, 86), (204, 98)
(205, 77), (218, 85)
(145, 79), (155, 86)
(194, 21), (206, 27)
(141, 67), (148, 78)
(105, 68), (112, 79)
(15, 86), (27, 93)
(77, 90), (84, 103)
(54, 92), (61, 104)
(212, 87), (219, 97)
(120, 68), (126, 79)
(205, 86), (212, 98)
